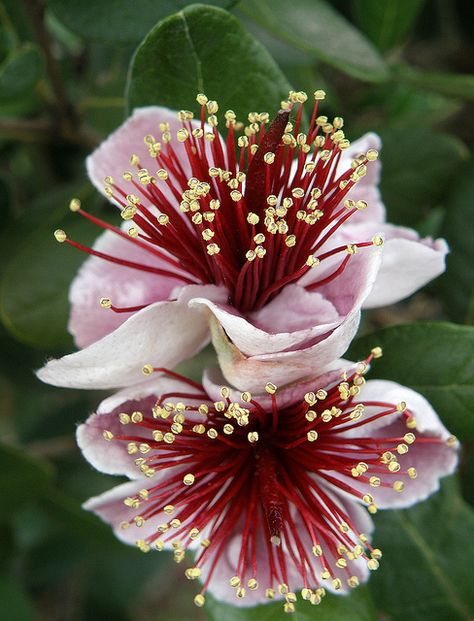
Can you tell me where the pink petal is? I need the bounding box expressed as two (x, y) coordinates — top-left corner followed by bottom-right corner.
(84, 480), (187, 549)
(341, 380), (458, 509)
(339, 132), (382, 189)
(87, 106), (211, 198)
(363, 225), (448, 308)
(69, 230), (182, 348)
(297, 482), (374, 594)
(209, 247), (382, 391)
(37, 285), (223, 389)
(77, 376), (196, 478)
(210, 310), (361, 392)
(191, 285), (342, 357)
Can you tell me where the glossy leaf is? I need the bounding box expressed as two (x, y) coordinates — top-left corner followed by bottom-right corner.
(438, 158), (474, 324)
(353, 0), (425, 52)
(0, 184), (100, 350)
(0, 44), (42, 101)
(127, 4), (292, 120)
(347, 322), (474, 440)
(49, 0), (239, 44)
(371, 478), (474, 621)
(205, 586), (377, 621)
(0, 443), (52, 518)
(237, 0), (388, 82)
(396, 65), (474, 101)
(379, 126), (467, 226)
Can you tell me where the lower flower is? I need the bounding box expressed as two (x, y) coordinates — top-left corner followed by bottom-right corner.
(78, 352), (458, 611)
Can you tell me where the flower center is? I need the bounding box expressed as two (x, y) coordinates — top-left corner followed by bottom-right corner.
(55, 89), (383, 315)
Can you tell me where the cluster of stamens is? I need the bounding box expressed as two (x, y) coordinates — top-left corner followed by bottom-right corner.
(55, 89), (382, 314)
(97, 349), (456, 612)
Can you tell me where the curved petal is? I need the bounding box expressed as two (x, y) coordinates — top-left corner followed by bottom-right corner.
(191, 286), (342, 357)
(77, 376), (201, 478)
(69, 230), (183, 348)
(37, 285), (223, 389)
(77, 395), (157, 480)
(211, 310), (362, 392)
(210, 247), (382, 391)
(195, 245), (382, 360)
(86, 106), (219, 198)
(363, 228), (448, 308)
(84, 480), (187, 549)
(340, 380), (458, 509)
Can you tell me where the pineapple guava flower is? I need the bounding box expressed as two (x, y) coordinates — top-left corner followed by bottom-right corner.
(78, 351), (457, 611)
(38, 91), (447, 391)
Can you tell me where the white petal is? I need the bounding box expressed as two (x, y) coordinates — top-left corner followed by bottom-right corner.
(69, 230), (183, 347)
(37, 286), (222, 389)
(363, 234), (448, 308)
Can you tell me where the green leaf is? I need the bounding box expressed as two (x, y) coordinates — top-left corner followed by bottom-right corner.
(49, 0), (238, 45)
(0, 443), (52, 518)
(438, 158), (474, 324)
(371, 478), (474, 621)
(352, 0), (425, 52)
(0, 576), (35, 621)
(0, 184), (99, 350)
(347, 322), (474, 440)
(396, 64), (474, 101)
(379, 127), (467, 227)
(206, 586), (376, 621)
(126, 4), (292, 120)
(0, 43), (42, 101)
(237, 0), (388, 83)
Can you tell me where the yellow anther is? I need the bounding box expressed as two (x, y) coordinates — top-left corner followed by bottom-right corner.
(307, 430), (318, 442)
(207, 243), (220, 256)
(54, 229), (67, 243)
(370, 346), (382, 359)
(102, 430), (114, 441)
(306, 255), (319, 268)
(247, 431), (259, 444)
(194, 594), (205, 607)
(265, 383), (277, 395)
(183, 473), (195, 486)
(408, 467), (418, 479)
(367, 558), (379, 571)
(131, 411), (143, 423)
(247, 212), (260, 225)
(99, 297), (112, 309)
(366, 148), (379, 161)
(314, 89), (326, 100)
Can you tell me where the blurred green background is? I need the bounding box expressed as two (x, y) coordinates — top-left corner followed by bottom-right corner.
(1, 1), (473, 620)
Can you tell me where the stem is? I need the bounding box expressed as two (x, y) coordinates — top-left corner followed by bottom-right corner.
(23, 0), (78, 129)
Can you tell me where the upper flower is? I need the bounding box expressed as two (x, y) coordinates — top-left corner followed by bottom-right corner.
(38, 91), (447, 391)
(78, 352), (458, 611)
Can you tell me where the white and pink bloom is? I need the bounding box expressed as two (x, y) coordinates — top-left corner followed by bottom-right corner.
(38, 91), (447, 391)
(78, 353), (457, 611)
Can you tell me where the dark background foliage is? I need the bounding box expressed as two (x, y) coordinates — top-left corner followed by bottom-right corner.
(0, 1), (473, 619)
